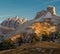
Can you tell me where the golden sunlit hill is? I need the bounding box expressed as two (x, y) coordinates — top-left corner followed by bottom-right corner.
(0, 42), (60, 54)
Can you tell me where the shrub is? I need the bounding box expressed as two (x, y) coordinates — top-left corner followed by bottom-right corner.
(0, 39), (15, 51)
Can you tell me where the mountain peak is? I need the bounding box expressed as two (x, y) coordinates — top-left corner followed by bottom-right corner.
(35, 6), (57, 19)
(47, 6), (56, 15)
(15, 16), (19, 20)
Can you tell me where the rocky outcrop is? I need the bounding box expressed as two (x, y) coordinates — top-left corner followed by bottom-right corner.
(35, 6), (57, 19)
(35, 10), (47, 19)
(47, 6), (56, 15)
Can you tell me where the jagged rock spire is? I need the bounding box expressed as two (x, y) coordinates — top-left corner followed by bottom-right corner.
(15, 16), (19, 20)
(47, 6), (56, 15)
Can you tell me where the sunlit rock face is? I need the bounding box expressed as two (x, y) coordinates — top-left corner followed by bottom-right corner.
(1, 16), (28, 29)
(47, 6), (56, 15)
(27, 22), (56, 36)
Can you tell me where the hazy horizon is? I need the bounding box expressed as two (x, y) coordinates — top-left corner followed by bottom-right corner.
(0, 0), (60, 23)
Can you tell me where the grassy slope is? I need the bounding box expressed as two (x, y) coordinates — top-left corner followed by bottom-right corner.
(0, 41), (60, 54)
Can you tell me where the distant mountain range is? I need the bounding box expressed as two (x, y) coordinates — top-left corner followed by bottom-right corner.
(0, 6), (60, 44)
(1, 16), (27, 29)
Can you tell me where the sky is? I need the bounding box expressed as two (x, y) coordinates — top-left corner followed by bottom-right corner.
(0, 0), (60, 22)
